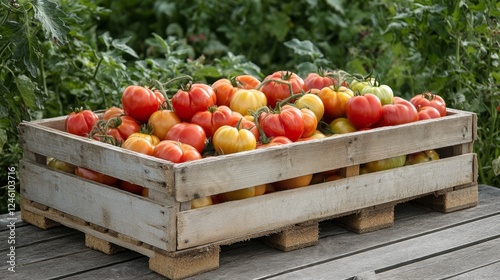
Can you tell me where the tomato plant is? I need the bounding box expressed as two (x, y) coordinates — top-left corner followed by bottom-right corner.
(171, 83), (217, 122)
(258, 105), (305, 142)
(121, 85), (160, 122)
(229, 89), (267, 116)
(212, 123), (257, 155)
(153, 140), (202, 163)
(191, 105), (233, 137)
(165, 123), (207, 153)
(317, 86), (354, 119)
(410, 92), (447, 117)
(345, 93), (383, 128)
(75, 167), (118, 186)
(376, 97), (419, 127)
(65, 108), (99, 137)
(259, 71), (305, 107)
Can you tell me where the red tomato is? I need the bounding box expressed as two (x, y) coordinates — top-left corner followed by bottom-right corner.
(300, 108), (318, 138)
(109, 116), (141, 140)
(230, 112), (260, 141)
(258, 105), (305, 142)
(409, 92), (447, 117)
(259, 71), (306, 108)
(345, 93), (383, 129)
(119, 181), (144, 195)
(417, 106), (442, 120)
(376, 97), (419, 127)
(304, 72), (336, 91)
(257, 136), (293, 148)
(153, 140), (202, 163)
(171, 83), (217, 122)
(65, 109), (99, 137)
(165, 123), (207, 153)
(102, 106), (124, 121)
(75, 167), (118, 186)
(191, 105), (233, 137)
(121, 85), (160, 122)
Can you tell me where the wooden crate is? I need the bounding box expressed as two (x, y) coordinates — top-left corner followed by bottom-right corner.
(19, 108), (478, 279)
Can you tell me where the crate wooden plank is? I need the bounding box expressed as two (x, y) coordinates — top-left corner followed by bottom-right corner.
(19, 160), (173, 251)
(174, 109), (476, 201)
(18, 122), (174, 192)
(177, 154), (475, 249)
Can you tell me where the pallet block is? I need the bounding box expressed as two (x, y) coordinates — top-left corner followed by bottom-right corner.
(85, 234), (125, 255)
(261, 221), (319, 252)
(20, 199), (60, 230)
(414, 183), (479, 213)
(335, 204), (395, 234)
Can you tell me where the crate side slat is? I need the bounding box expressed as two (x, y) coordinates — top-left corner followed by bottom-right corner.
(174, 112), (475, 201)
(177, 154), (476, 249)
(19, 160), (174, 251)
(19, 121), (174, 192)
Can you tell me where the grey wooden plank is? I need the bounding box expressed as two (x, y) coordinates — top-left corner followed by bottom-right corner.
(0, 211), (26, 232)
(447, 260), (500, 280)
(0, 223), (77, 251)
(0, 249), (141, 279)
(265, 214), (500, 279)
(377, 237), (500, 279)
(188, 186), (500, 279)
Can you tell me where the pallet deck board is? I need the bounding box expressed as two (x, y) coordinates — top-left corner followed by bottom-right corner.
(2, 185), (497, 279)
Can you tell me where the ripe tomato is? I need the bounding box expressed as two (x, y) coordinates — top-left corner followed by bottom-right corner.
(75, 167), (118, 186)
(304, 72), (336, 91)
(363, 155), (407, 173)
(109, 116), (141, 140)
(272, 174), (313, 190)
(65, 108), (99, 137)
(121, 85), (160, 122)
(102, 106), (124, 121)
(217, 184), (266, 202)
(350, 77), (375, 93)
(330, 117), (357, 134)
(119, 181), (144, 195)
(360, 78), (394, 105)
(191, 105), (233, 137)
(47, 158), (76, 173)
(410, 92), (446, 117)
(212, 75), (261, 106)
(212, 125), (257, 155)
(230, 112), (259, 141)
(317, 86), (354, 119)
(171, 83), (217, 122)
(417, 106), (442, 120)
(122, 132), (160, 156)
(294, 93), (325, 121)
(377, 97), (419, 127)
(147, 109), (181, 140)
(300, 108), (318, 138)
(405, 150), (440, 165)
(259, 71), (305, 107)
(257, 135), (293, 148)
(258, 105), (305, 142)
(345, 93), (383, 129)
(229, 89), (267, 116)
(191, 196), (213, 209)
(165, 123), (207, 153)
(153, 140), (202, 163)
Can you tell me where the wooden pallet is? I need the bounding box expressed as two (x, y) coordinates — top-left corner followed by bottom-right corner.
(18, 108), (478, 279)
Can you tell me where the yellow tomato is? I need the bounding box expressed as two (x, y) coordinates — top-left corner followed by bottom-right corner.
(230, 89), (267, 116)
(218, 184), (267, 202)
(272, 174), (313, 190)
(317, 86), (354, 119)
(295, 93), (325, 121)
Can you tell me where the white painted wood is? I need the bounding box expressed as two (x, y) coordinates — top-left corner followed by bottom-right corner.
(177, 154), (475, 249)
(20, 160), (173, 251)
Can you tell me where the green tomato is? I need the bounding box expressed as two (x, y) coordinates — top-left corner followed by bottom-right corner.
(47, 157), (77, 173)
(361, 84), (394, 105)
(350, 78), (375, 93)
(363, 155), (406, 173)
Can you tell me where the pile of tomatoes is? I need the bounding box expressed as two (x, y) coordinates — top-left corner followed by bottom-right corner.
(61, 69), (446, 207)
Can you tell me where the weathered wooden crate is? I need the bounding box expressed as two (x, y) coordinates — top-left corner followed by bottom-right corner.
(18, 108), (478, 279)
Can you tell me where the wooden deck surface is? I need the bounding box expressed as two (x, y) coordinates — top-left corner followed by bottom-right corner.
(1, 184), (499, 280)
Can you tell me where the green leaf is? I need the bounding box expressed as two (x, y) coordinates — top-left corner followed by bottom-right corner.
(112, 37), (139, 58)
(0, 123), (7, 155)
(284, 39), (323, 60)
(33, 0), (70, 45)
(15, 75), (37, 110)
(325, 0), (345, 15)
(194, 65), (221, 79)
(493, 156), (500, 176)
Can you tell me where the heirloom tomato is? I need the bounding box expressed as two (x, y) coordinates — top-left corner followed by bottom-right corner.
(258, 105), (305, 142)
(405, 150), (440, 165)
(65, 108), (99, 137)
(122, 132), (160, 156)
(317, 86), (354, 119)
(102, 106), (124, 120)
(153, 140), (202, 163)
(363, 155), (407, 173)
(75, 167), (118, 186)
(376, 97), (419, 127)
(108, 116), (141, 140)
(350, 77), (375, 93)
(360, 83), (394, 106)
(410, 92), (446, 117)
(230, 89), (267, 116)
(259, 71), (305, 107)
(417, 106), (441, 120)
(165, 123), (207, 153)
(119, 181), (144, 195)
(304, 72), (336, 91)
(345, 93), (383, 129)
(217, 184), (266, 202)
(212, 75), (260, 106)
(212, 124), (257, 155)
(294, 93), (325, 121)
(300, 108), (318, 138)
(147, 109), (181, 140)
(272, 174), (313, 190)
(191, 105), (233, 137)
(121, 85), (160, 122)
(329, 117), (357, 134)
(230, 112), (259, 141)
(47, 158), (76, 174)
(257, 135), (293, 148)
(171, 83), (216, 122)
(191, 196), (213, 209)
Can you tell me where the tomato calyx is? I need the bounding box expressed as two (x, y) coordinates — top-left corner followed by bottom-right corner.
(89, 117), (124, 146)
